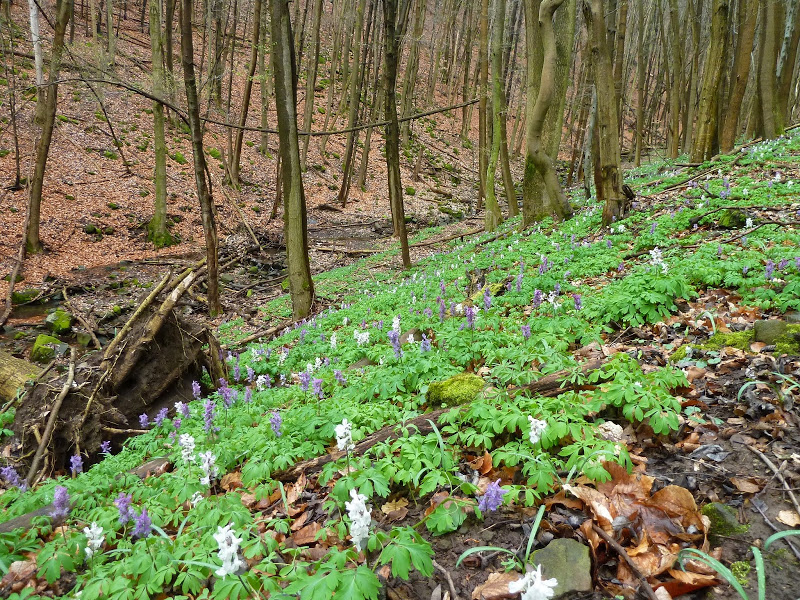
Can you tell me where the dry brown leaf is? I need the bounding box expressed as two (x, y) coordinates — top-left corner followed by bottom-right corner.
(291, 522), (322, 546)
(684, 366), (707, 383)
(381, 498), (409, 514)
(285, 473), (307, 506)
(220, 471), (242, 491)
(777, 510), (800, 527)
(468, 451), (493, 475)
(730, 477), (763, 494)
(470, 571), (519, 600)
(750, 341), (767, 352)
(565, 484), (614, 530)
(290, 511), (310, 531)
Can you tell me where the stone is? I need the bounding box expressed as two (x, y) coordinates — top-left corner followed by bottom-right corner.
(10, 289), (39, 304)
(753, 320), (788, 344)
(76, 332), (92, 347)
(717, 209), (747, 229)
(427, 373), (484, 407)
(399, 328), (422, 344)
(530, 538), (592, 595)
(31, 334), (61, 363)
(702, 503), (748, 544)
(786, 311), (800, 324)
(45, 309), (73, 335)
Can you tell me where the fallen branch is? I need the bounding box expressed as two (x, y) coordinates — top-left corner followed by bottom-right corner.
(25, 348), (77, 487)
(746, 446), (800, 517)
(312, 245), (383, 255)
(222, 322), (291, 350)
(507, 359), (604, 397)
(592, 524), (659, 600)
(432, 560), (461, 600)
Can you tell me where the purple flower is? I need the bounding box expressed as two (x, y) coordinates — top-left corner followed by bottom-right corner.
(299, 329), (307, 343)
(244, 387), (252, 403)
(388, 330), (402, 359)
(139, 413), (149, 429)
(175, 401), (190, 418)
(766, 260), (775, 281)
(532, 289), (543, 308)
(51, 486), (70, 519)
(438, 298), (446, 323)
(423, 307), (433, 319)
(483, 288), (492, 311)
(70, 454), (83, 475)
(1, 466), (27, 491)
(334, 370), (347, 386)
(617, 263), (625, 273)
(298, 370), (311, 392)
(421, 334), (432, 352)
(564, 271), (571, 280)
(173, 418), (182, 430)
(312, 378), (324, 399)
(191, 381), (201, 399)
(554, 283), (561, 295)
(743, 265), (749, 275)
(573, 294), (582, 311)
(270, 411), (282, 437)
(154, 408), (169, 427)
(465, 305), (477, 329)
(203, 399), (218, 433)
(477, 479), (507, 513)
(245, 368), (254, 386)
(132, 508), (152, 539)
(650, 222), (657, 234)
(778, 258), (789, 271)
(440, 280), (446, 295)
(606, 239), (612, 249)
(795, 257), (800, 271)
(100, 440), (111, 454)
(115, 492), (134, 525)
(219, 380), (236, 408)
(516, 273), (523, 292)
(521, 325), (531, 340)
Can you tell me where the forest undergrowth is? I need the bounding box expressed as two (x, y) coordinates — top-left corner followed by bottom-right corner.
(2, 131), (800, 600)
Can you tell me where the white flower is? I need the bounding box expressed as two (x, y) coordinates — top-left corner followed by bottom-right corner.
(508, 564), (558, 600)
(528, 416), (547, 445)
(278, 349), (289, 365)
(179, 434), (196, 464)
(256, 374), (269, 391)
(649, 247), (668, 274)
(345, 488), (371, 552)
(330, 333), (337, 349)
(354, 330), (370, 347)
(392, 315), (401, 333)
(83, 522), (104, 558)
(199, 451), (218, 486)
(213, 524), (245, 577)
(190, 491), (205, 506)
(335, 418), (355, 452)
(745, 217), (753, 228)
(315, 357), (322, 371)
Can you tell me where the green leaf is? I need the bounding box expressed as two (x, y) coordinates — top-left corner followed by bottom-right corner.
(333, 565), (381, 600)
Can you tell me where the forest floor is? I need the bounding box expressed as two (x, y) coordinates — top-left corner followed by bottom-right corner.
(2, 129), (800, 600)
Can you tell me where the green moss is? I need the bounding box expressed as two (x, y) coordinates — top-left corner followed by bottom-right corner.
(774, 324), (800, 355)
(718, 209), (747, 229)
(702, 330), (753, 351)
(470, 283), (505, 306)
(45, 309), (73, 334)
(427, 373), (485, 407)
(701, 502), (749, 541)
(31, 334), (61, 363)
(669, 345), (691, 363)
(730, 561), (751, 586)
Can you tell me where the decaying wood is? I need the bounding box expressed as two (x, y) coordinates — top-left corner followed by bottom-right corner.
(26, 348), (76, 486)
(0, 349), (40, 403)
(274, 361), (604, 482)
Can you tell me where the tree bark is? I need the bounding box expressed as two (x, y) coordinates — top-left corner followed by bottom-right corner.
(300, 0), (324, 170)
(758, 0), (783, 139)
(484, 0), (508, 232)
(180, 0), (221, 315)
(25, 0), (71, 254)
(271, 0), (315, 317)
(665, 0), (682, 158)
(27, 0), (45, 123)
(720, 0), (757, 153)
(776, 0), (799, 122)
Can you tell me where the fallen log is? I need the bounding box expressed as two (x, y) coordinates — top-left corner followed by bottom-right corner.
(0, 349), (40, 403)
(273, 360), (604, 482)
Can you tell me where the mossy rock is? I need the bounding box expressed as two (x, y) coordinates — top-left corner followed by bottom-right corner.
(11, 288), (40, 304)
(469, 283), (506, 306)
(531, 539), (592, 596)
(427, 373), (484, 407)
(84, 223), (99, 234)
(774, 324), (800, 355)
(45, 309), (73, 335)
(701, 502), (748, 543)
(31, 334), (62, 363)
(702, 330), (753, 352)
(717, 209), (747, 229)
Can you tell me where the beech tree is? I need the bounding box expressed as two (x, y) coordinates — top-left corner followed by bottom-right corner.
(271, 0), (315, 318)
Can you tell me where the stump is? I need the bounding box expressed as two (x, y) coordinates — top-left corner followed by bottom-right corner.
(0, 349), (40, 403)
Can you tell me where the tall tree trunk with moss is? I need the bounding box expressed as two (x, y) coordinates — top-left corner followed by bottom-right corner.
(522, 0), (574, 225)
(271, 0), (315, 318)
(757, 0), (783, 140)
(400, 0), (426, 146)
(26, 0), (71, 254)
(207, 0), (224, 108)
(382, 0), (412, 268)
(484, 0), (507, 231)
(147, 0), (172, 247)
(228, 0), (262, 187)
(720, 0), (757, 153)
(477, 0), (489, 211)
(776, 0), (799, 123)
(583, 0), (623, 227)
(258, 0), (271, 155)
(665, 0), (681, 158)
(690, 0), (729, 162)
(180, 0), (221, 315)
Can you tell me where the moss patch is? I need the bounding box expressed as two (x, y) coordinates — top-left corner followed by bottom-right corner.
(702, 330), (753, 351)
(701, 502), (749, 543)
(774, 324), (800, 355)
(31, 334), (62, 363)
(427, 373), (485, 407)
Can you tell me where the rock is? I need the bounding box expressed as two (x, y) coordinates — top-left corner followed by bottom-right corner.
(786, 311), (800, 324)
(45, 309), (73, 335)
(530, 538), (592, 595)
(76, 332), (92, 347)
(31, 334), (62, 363)
(10, 288), (39, 304)
(717, 209), (747, 229)
(84, 223), (99, 234)
(347, 357), (377, 370)
(753, 320), (788, 344)
(399, 328), (422, 344)
(427, 373), (485, 407)
(701, 502), (748, 543)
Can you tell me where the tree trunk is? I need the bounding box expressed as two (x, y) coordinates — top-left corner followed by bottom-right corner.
(271, 0), (315, 318)
(180, 0), (221, 316)
(26, 0), (71, 254)
(400, 0), (426, 145)
(720, 0), (757, 153)
(147, 0), (172, 247)
(776, 0), (799, 122)
(690, 0), (729, 162)
(484, 0), (506, 232)
(300, 0), (324, 170)
(27, 0), (46, 123)
(584, 0), (623, 227)
(229, 0), (262, 186)
(478, 0), (489, 212)
(0, 349), (40, 404)
(258, 0), (270, 154)
(758, 0), (782, 139)
(382, 0), (412, 269)
(633, 0), (645, 166)
(612, 0), (627, 132)
(665, 0), (682, 158)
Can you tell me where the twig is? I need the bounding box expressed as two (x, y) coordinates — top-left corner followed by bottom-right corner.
(592, 524), (658, 600)
(746, 446), (800, 517)
(25, 348), (77, 486)
(101, 426), (149, 435)
(221, 323), (288, 350)
(62, 287), (101, 349)
(432, 560), (460, 600)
